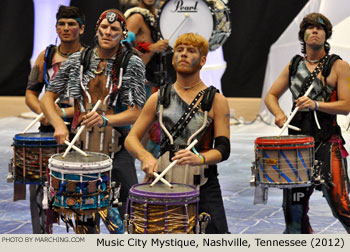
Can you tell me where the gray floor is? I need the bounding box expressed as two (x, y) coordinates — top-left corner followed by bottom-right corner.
(0, 116), (349, 234)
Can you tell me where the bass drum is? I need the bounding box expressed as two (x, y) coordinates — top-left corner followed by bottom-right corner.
(157, 0), (231, 51)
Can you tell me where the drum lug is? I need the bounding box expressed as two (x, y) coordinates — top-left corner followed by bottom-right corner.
(7, 158), (14, 183)
(250, 162), (257, 186)
(111, 182), (121, 206)
(123, 214), (134, 234)
(195, 221), (200, 234)
(42, 182), (49, 209)
(198, 212), (211, 234)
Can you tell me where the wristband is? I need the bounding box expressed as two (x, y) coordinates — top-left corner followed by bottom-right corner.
(314, 100), (319, 110)
(100, 115), (109, 127)
(61, 108), (66, 119)
(136, 42), (151, 53)
(198, 153), (206, 165)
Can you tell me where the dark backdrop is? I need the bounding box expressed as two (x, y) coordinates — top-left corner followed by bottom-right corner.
(70, 0), (121, 47)
(222, 0), (308, 97)
(0, 0), (308, 97)
(0, 0), (34, 96)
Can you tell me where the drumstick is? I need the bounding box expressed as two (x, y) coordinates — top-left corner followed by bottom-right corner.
(150, 139), (198, 187)
(152, 172), (173, 188)
(64, 140), (88, 157)
(62, 100), (101, 158)
(22, 98), (60, 134)
(168, 13), (190, 41)
(288, 125), (301, 131)
(277, 84), (314, 137)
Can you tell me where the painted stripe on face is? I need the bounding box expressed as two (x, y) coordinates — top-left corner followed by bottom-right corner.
(98, 28), (121, 41)
(305, 32), (310, 42)
(190, 57), (200, 68)
(71, 27), (80, 37)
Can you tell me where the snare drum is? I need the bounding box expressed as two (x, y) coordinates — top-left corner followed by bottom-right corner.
(158, 0), (231, 50)
(48, 152), (112, 215)
(253, 135), (315, 188)
(12, 132), (64, 184)
(126, 183), (199, 234)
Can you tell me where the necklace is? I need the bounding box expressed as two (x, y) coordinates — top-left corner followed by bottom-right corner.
(57, 45), (75, 58)
(176, 80), (202, 91)
(94, 66), (105, 75)
(305, 55), (325, 64)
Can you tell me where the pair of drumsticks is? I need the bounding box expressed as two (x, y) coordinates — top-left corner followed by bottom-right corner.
(22, 100), (102, 158)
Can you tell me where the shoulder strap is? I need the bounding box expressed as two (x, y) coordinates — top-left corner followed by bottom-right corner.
(288, 55), (303, 84)
(120, 48), (136, 73)
(322, 54), (341, 78)
(159, 84), (172, 108)
(43, 45), (56, 86)
(201, 86), (219, 112)
(80, 46), (93, 73)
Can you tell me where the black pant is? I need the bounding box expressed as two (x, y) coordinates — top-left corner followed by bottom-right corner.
(199, 168), (228, 234)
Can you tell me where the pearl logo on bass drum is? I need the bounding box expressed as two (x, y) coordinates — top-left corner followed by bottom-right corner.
(172, 0), (199, 12)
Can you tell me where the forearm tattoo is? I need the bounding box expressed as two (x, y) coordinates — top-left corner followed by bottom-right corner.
(28, 65), (40, 83)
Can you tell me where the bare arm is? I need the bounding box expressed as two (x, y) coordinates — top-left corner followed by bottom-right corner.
(81, 104), (142, 128)
(206, 94), (231, 164)
(25, 89), (41, 114)
(125, 92), (158, 176)
(40, 91), (68, 144)
(126, 13), (169, 64)
(264, 64), (290, 127)
(126, 14), (142, 38)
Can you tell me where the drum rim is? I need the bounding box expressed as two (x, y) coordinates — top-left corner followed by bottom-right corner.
(255, 135), (314, 146)
(129, 182), (199, 198)
(127, 196), (199, 205)
(254, 182), (313, 188)
(14, 132), (57, 141)
(49, 165), (112, 173)
(48, 152), (112, 173)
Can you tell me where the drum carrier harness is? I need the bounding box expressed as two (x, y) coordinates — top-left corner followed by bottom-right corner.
(157, 84), (218, 186)
(288, 54), (343, 145)
(43, 45), (56, 86)
(76, 46), (136, 157)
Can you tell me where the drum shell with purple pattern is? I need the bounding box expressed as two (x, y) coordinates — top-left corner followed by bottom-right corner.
(254, 135), (315, 188)
(12, 132), (64, 184)
(48, 152), (112, 215)
(127, 183), (199, 234)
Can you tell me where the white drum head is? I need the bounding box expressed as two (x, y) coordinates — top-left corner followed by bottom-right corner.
(159, 0), (213, 48)
(49, 152), (112, 174)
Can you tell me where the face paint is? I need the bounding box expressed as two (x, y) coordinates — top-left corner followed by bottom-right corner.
(98, 28), (104, 37)
(111, 33), (121, 41)
(71, 27), (80, 37)
(304, 32), (310, 42)
(190, 57), (200, 68)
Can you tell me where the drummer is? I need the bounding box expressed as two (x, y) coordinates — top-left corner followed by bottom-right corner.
(125, 33), (231, 234)
(24, 5), (85, 234)
(40, 9), (146, 233)
(125, 0), (176, 157)
(264, 13), (350, 233)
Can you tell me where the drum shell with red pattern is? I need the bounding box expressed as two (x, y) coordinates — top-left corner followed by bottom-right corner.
(254, 135), (315, 188)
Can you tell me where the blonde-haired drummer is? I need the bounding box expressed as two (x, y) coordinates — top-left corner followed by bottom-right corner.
(125, 33), (231, 234)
